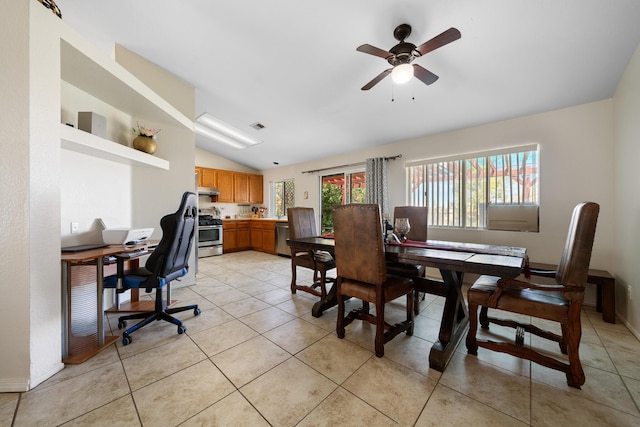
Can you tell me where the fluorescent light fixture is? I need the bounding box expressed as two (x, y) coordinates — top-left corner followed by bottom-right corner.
(391, 63), (414, 84)
(195, 113), (263, 150)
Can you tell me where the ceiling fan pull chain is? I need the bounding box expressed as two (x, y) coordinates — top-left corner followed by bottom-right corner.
(391, 82), (395, 102)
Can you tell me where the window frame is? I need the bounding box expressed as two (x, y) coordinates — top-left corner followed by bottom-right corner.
(406, 144), (539, 230)
(270, 178), (295, 218)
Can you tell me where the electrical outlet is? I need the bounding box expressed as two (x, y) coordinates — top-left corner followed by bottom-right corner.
(71, 222), (79, 234)
(628, 285), (633, 300)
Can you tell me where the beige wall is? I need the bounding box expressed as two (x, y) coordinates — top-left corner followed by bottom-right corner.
(613, 42), (640, 336)
(262, 100), (615, 271)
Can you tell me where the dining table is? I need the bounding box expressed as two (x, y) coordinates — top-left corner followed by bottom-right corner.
(286, 236), (527, 372)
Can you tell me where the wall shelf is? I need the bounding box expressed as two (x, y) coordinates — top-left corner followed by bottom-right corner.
(60, 124), (169, 170)
(59, 34), (193, 131)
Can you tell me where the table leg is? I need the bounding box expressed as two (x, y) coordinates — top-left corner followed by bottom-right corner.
(96, 257), (104, 346)
(429, 269), (469, 371)
(311, 280), (341, 317)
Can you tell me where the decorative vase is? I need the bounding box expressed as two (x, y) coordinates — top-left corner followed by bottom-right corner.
(132, 135), (157, 154)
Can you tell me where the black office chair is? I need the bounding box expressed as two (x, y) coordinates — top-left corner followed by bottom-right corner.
(104, 192), (201, 345)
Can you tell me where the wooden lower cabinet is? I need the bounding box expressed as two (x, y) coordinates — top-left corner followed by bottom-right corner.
(250, 220), (279, 254)
(237, 225), (251, 249)
(223, 220), (251, 253)
(224, 220), (281, 254)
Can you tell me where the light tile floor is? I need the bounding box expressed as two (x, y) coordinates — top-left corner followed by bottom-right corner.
(3, 251), (640, 426)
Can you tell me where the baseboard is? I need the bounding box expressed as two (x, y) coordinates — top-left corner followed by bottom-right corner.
(0, 362), (64, 392)
(0, 378), (30, 392)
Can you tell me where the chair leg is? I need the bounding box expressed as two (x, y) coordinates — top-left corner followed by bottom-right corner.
(479, 306), (490, 329)
(564, 304), (585, 388)
(559, 323), (569, 354)
(319, 268), (327, 301)
(374, 296), (385, 357)
(290, 261), (297, 294)
(406, 292), (414, 335)
(336, 282), (345, 339)
(466, 302), (479, 355)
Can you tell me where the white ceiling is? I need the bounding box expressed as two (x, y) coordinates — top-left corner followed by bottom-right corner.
(56, 0), (640, 171)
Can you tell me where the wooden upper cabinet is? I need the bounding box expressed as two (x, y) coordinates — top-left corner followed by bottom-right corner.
(195, 167), (203, 186)
(195, 167), (262, 204)
(201, 168), (216, 188)
(216, 170), (234, 203)
(249, 174), (263, 204)
(234, 173), (250, 203)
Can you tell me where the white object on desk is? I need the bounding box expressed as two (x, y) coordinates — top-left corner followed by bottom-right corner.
(102, 228), (154, 245)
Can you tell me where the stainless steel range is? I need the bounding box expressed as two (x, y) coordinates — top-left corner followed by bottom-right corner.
(198, 215), (223, 257)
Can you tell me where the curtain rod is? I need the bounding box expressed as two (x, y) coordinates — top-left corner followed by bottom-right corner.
(301, 154), (402, 174)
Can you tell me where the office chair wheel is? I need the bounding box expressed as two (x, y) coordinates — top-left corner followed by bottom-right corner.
(177, 325), (186, 334)
(194, 308), (201, 316)
(118, 320), (127, 329)
(122, 335), (132, 346)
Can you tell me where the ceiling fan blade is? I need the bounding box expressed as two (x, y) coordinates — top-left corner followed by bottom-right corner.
(413, 64), (439, 85)
(357, 44), (392, 59)
(416, 27), (461, 56)
(361, 69), (392, 90)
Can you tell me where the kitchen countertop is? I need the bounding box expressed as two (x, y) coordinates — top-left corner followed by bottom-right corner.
(222, 217), (287, 222)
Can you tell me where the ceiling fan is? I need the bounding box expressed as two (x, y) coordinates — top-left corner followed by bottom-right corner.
(357, 24), (461, 90)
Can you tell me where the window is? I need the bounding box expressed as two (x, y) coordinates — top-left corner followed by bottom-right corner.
(407, 145), (539, 229)
(271, 179), (295, 218)
(320, 170), (366, 233)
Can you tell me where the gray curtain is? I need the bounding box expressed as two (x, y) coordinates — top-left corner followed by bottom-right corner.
(365, 157), (389, 218)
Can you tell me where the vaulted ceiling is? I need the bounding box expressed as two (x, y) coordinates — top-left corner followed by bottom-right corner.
(57, 0), (640, 170)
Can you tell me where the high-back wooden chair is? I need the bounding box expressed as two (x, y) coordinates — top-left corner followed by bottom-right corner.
(387, 206), (443, 314)
(287, 207), (335, 310)
(393, 205), (429, 241)
(333, 204), (414, 357)
(466, 202), (599, 388)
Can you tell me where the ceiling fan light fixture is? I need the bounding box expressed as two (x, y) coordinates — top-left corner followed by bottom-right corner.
(391, 63), (413, 84)
(195, 113), (263, 150)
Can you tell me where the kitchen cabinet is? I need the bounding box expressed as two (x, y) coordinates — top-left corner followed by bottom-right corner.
(195, 167), (263, 204)
(234, 173), (250, 203)
(222, 223), (237, 253)
(237, 222), (251, 249)
(195, 167), (202, 186)
(200, 168), (216, 188)
(223, 220), (251, 253)
(250, 220), (278, 254)
(249, 174), (264, 204)
(216, 170), (234, 203)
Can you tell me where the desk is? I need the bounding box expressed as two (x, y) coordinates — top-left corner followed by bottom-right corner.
(61, 243), (155, 364)
(286, 237), (526, 371)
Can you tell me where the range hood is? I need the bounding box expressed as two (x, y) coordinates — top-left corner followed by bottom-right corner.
(197, 187), (220, 196)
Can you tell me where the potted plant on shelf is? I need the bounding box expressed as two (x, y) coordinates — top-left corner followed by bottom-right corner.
(132, 123), (161, 154)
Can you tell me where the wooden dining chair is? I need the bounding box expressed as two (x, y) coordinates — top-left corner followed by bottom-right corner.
(386, 206), (444, 314)
(287, 207), (336, 302)
(466, 202), (599, 388)
(333, 204), (414, 357)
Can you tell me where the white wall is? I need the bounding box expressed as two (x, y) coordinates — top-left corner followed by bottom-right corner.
(0, 0), (34, 392)
(1, 3), (197, 391)
(262, 100), (614, 271)
(0, 2), (67, 392)
(613, 43), (640, 336)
